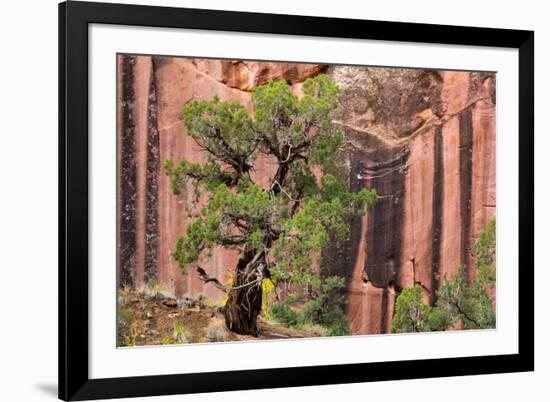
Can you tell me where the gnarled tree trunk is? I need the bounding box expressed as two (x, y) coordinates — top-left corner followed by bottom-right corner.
(224, 251), (264, 335)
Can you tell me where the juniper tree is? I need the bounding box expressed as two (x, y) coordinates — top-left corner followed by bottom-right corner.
(391, 284), (432, 333)
(430, 218), (496, 330)
(164, 75), (377, 335)
(391, 219), (496, 333)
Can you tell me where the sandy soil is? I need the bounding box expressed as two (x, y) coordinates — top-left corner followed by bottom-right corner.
(117, 289), (318, 347)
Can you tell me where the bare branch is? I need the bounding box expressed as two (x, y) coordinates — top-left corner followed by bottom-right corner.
(450, 300), (481, 327)
(184, 168), (237, 187)
(219, 234), (248, 246)
(270, 180), (302, 203)
(281, 145), (293, 163)
(196, 266), (228, 292)
(196, 266), (263, 293)
(243, 251), (264, 275)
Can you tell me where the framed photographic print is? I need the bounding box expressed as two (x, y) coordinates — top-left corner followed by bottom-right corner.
(59, 1), (534, 400)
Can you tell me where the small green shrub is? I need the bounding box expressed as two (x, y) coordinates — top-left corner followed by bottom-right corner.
(283, 293), (302, 305)
(269, 303), (300, 327)
(270, 276), (350, 336)
(317, 307), (350, 336)
(391, 284), (431, 333)
(299, 275), (350, 336)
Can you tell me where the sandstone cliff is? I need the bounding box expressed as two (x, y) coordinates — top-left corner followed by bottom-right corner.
(117, 55), (496, 335)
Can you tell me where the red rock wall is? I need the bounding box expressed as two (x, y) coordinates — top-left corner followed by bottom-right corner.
(331, 68), (496, 334)
(117, 55), (496, 334)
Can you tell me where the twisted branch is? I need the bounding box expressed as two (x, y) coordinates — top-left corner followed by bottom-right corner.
(196, 251), (265, 293)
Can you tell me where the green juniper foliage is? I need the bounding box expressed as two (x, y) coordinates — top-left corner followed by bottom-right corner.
(299, 275), (350, 336)
(391, 219), (496, 333)
(391, 284), (432, 333)
(164, 75), (377, 334)
(431, 218), (496, 330)
(269, 275), (350, 336)
(269, 303), (300, 328)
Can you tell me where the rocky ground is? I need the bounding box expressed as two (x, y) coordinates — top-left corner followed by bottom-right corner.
(117, 289), (318, 347)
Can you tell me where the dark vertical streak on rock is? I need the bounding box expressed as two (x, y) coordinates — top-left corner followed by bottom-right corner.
(364, 145), (409, 288)
(144, 58), (160, 283)
(119, 55), (137, 287)
(459, 106), (473, 273)
(431, 127), (443, 303)
(321, 147), (363, 287)
(380, 287), (388, 333)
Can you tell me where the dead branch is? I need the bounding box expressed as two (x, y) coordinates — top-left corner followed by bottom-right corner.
(196, 264), (263, 294)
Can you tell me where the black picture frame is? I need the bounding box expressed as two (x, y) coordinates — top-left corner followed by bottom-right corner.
(59, 1), (534, 400)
